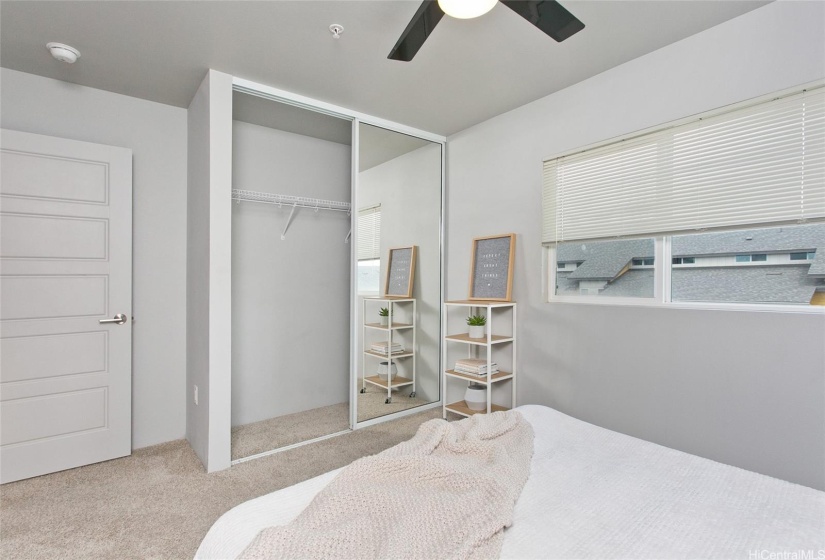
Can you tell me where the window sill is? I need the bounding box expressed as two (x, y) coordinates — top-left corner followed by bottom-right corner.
(546, 297), (825, 314)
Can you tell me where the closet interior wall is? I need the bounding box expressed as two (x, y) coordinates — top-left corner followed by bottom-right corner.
(231, 95), (351, 430)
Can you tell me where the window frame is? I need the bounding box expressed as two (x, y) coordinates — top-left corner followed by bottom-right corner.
(545, 228), (824, 314)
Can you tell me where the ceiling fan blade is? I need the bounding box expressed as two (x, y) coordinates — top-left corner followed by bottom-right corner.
(500, 0), (585, 42)
(388, 0), (446, 62)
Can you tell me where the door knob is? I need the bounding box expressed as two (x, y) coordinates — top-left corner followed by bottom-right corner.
(99, 313), (127, 325)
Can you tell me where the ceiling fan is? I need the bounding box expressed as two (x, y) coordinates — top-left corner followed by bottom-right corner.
(388, 0), (585, 62)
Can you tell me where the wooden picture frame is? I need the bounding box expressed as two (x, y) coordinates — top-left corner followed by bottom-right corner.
(384, 246), (417, 298)
(468, 233), (516, 301)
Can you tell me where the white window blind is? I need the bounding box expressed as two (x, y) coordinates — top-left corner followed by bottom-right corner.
(543, 87), (825, 243)
(357, 205), (381, 261)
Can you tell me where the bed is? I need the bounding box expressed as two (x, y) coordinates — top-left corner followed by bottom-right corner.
(196, 405), (825, 559)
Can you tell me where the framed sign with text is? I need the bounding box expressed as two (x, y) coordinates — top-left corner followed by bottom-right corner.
(384, 246), (417, 298)
(469, 233), (515, 301)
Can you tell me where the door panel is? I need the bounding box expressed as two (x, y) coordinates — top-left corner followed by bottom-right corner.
(0, 129), (132, 483)
(0, 149), (109, 203)
(1, 213), (108, 259)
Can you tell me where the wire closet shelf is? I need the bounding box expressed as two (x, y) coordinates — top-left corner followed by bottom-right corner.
(232, 189), (352, 241)
(232, 189), (351, 212)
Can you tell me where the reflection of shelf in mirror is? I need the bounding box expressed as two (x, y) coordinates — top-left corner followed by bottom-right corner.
(364, 296), (415, 302)
(364, 350), (414, 359)
(445, 300), (516, 307)
(445, 401), (509, 417)
(444, 333), (513, 345)
(364, 322), (414, 330)
(445, 370), (513, 383)
(363, 375), (414, 389)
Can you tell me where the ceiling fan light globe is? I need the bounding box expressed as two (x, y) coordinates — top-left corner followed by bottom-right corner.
(437, 0), (497, 19)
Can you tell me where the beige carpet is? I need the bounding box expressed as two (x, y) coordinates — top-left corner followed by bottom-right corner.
(0, 408), (442, 560)
(231, 403), (350, 460)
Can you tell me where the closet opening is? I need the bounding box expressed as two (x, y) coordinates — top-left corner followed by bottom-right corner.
(230, 90), (353, 461)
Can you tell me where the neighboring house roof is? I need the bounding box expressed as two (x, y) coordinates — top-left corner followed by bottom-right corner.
(671, 223), (825, 258)
(558, 238), (654, 281)
(672, 265), (819, 304)
(557, 269), (655, 298)
(601, 269), (655, 298)
(809, 251), (825, 277)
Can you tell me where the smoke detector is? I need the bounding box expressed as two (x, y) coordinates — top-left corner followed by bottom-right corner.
(46, 42), (80, 64)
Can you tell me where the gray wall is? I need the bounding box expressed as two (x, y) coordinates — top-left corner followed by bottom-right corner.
(231, 119), (351, 427)
(186, 70), (233, 471)
(357, 143), (443, 404)
(446, 1), (825, 490)
(0, 68), (188, 450)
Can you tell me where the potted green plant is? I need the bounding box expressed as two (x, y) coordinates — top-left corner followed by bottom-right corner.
(378, 307), (390, 327)
(467, 314), (487, 339)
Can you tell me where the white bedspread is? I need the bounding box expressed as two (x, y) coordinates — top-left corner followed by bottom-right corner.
(197, 405), (825, 560)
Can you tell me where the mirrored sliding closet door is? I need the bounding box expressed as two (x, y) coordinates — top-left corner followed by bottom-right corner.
(354, 123), (443, 424)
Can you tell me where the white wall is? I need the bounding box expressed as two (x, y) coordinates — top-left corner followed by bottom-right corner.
(231, 120), (351, 426)
(0, 68), (188, 449)
(186, 69), (233, 472)
(357, 143), (443, 404)
(446, 0), (825, 490)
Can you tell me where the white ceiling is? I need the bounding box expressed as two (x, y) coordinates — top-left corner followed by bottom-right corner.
(0, 1), (770, 136)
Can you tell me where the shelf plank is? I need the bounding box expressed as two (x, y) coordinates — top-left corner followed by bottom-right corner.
(364, 375), (414, 389)
(444, 401), (509, 417)
(364, 322), (414, 330)
(445, 333), (513, 345)
(365, 296), (415, 302)
(445, 370), (513, 383)
(445, 300), (515, 307)
(364, 350), (414, 359)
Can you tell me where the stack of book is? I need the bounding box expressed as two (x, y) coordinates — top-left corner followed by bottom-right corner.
(454, 358), (499, 376)
(371, 341), (405, 354)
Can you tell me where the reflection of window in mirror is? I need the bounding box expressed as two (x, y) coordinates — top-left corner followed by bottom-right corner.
(357, 204), (381, 296)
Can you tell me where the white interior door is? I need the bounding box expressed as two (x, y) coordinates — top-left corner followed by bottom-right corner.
(0, 129), (132, 484)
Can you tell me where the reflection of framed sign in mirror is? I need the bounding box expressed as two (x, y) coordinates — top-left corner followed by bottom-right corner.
(384, 246), (417, 298)
(469, 233), (516, 301)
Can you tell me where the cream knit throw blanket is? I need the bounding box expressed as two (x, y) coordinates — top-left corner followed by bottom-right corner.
(239, 410), (534, 560)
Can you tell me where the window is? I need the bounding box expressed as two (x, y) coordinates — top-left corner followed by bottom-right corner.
(790, 252), (816, 261)
(357, 205), (381, 294)
(543, 86), (825, 309)
(555, 238), (655, 298)
(735, 254), (768, 263)
(357, 259), (381, 294)
(670, 224), (825, 305)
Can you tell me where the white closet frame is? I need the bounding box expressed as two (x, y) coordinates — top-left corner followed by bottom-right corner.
(221, 76), (447, 466)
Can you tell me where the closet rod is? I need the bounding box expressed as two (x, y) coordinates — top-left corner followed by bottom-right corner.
(232, 189), (352, 213)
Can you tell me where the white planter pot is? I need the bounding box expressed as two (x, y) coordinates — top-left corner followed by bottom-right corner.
(464, 383), (487, 411)
(379, 315), (389, 326)
(377, 361), (397, 381)
(468, 325), (485, 339)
